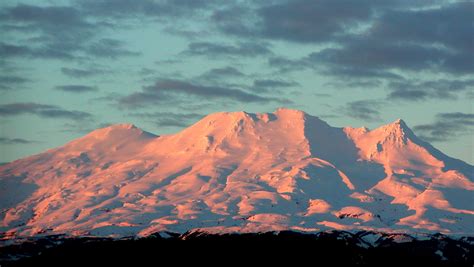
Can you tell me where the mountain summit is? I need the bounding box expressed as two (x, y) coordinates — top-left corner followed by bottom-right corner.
(1, 109), (473, 239)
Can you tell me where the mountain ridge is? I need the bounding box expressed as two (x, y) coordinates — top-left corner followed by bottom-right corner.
(1, 108), (473, 240)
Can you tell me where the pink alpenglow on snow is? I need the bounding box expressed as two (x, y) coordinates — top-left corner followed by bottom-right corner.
(1, 108), (473, 239)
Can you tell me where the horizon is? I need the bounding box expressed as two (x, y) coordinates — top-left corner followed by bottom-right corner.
(0, 1), (473, 165)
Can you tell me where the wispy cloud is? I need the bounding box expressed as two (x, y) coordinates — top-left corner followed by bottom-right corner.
(199, 66), (245, 81)
(55, 85), (98, 93)
(343, 100), (383, 122)
(119, 79), (289, 109)
(76, 0), (216, 19)
(0, 74), (29, 90)
(413, 112), (474, 142)
(183, 41), (272, 58)
(388, 79), (474, 101)
(61, 67), (102, 78)
(0, 137), (38, 144)
(0, 102), (92, 120)
(0, 4), (139, 61)
(251, 79), (299, 93)
(128, 111), (204, 128)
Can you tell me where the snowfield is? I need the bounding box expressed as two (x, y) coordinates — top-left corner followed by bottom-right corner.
(1, 108), (473, 239)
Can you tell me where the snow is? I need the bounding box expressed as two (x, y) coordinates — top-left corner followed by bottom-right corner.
(0, 108), (473, 239)
(435, 250), (448, 261)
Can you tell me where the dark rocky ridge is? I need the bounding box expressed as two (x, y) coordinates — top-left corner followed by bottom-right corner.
(1, 230), (473, 266)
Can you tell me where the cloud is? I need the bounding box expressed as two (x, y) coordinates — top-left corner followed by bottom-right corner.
(253, 79), (298, 88)
(213, 1), (434, 43)
(59, 121), (102, 134)
(0, 75), (28, 84)
(0, 4), (139, 61)
(0, 74), (29, 90)
(200, 66), (245, 80)
(343, 100), (383, 122)
(325, 80), (383, 90)
(0, 38), (138, 61)
(311, 42), (454, 73)
(252, 79), (299, 93)
(0, 4), (93, 35)
(413, 112), (474, 142)
(0, 41), (76, 60)
(267, 56), (309, 73)
(253, 1), (473, 102)
(0, 4), (96, 60)
(0, 137), (38, 144)
(255, 0), (373, 43)
(119, 79), (288, 109)
(0, 42), (31, 58)
(211, 4), (258, 37)
(368, 2), (473, 57)
(155, 59), (182, 65)
(313, 93), (332, 98)
(55, 85), (98, 93)
(128, 111), (204, 128)
(183, 41), (272, 58)
(76, 0), (216, 19)
(388, 79), (474, 101)
(0, 37), (137, 62)
(162, 27), (211, 40)
(0, 102), (53, 115)
(61, 67), (108, 78)
(137, 67), (157, 76)
(84, 38), (140, 59)
(305, 2), (473, 77)
(0, 102), (92, 120)
(319, 66), (404, 81)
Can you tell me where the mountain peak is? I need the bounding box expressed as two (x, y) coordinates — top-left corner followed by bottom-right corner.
(393, 118), (404, 124)
(85, 123), (144, 138)
(392, 118), (408, 128)
(107, 123), (137, 130)
(2, 108), (473, 239)
(188, 108), (310, 132)
(386, 118), (415, 138)
(374, 118), (412, 135)
(274, 107), (306, 116)
(62, 123), (156, 153)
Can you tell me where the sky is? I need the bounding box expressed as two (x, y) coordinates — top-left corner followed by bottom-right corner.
(0, 0), (473, 164)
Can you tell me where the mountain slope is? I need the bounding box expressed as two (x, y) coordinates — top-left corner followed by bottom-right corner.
(1, 108), (473, 239)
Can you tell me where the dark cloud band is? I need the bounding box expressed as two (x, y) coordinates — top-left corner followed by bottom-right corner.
(0, 102), (92, 121)
(119, 79), (289, 109)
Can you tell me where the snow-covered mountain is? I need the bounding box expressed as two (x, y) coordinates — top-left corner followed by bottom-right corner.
(1, 108), (473, 239)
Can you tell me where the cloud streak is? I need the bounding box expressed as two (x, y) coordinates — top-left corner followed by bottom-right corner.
(343, 100), (383, 122)
(199, 66), (245, 81)
(388, 79), (474, 101)
(0, 137), (38, 144)
(413, 112), (474, 142)
(55, 85), (98, 93)
(128, 111), (204, 128)
(0, 102), (92, 121)
(252, 79), (299, 93)
(183, 42), (272, 58)
(119, 79), (289, 109)
(0, 74), (29, 90)
(60, 67), (110, 78)
(0, 4), (139, 61)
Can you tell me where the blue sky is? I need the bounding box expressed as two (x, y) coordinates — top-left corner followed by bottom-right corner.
(0, 0), (473, 164)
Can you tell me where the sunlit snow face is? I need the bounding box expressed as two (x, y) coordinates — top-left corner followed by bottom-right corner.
(0, 0), (472, 165)
(1, 109), (472, 238)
